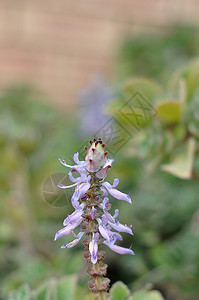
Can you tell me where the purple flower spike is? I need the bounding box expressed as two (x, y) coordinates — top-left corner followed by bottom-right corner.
(104, 241), (135, 255)
(55, 138), (134, 295)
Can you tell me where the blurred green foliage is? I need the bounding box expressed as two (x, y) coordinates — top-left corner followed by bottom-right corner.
(108, 58), (199, 180)
(106, 28), (199, 299)
(8, 277), (164, 300)
(116, 25), (199, 83)
(0, 86), (84, 299)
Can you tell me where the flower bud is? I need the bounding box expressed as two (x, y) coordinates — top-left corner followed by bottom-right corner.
(85, 138), (106, 172)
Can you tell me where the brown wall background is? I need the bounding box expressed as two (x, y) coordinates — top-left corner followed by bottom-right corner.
(0, 0), (198, 110)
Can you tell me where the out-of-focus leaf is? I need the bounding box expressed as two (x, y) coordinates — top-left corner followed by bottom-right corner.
(110, 281), (130, 300)
(106, 78), (161, 130)
(178, 79), (187, 104)
(121, 78), (163, 128)
(169, 58), (199, 101)
(161, 138), (195, 179)
(56, 275), (77, 300)
(74, 286), (88, 300)
(131, 290), (164, 300)
(122, 77), (163, 102)
(32, 279), (56, 300)
(84, 294), (96, 300)
(8, 284), (30, 300)
(8, 276), (77, 300)
(188, 122), (199, 139)
(155, 100), (181, 123)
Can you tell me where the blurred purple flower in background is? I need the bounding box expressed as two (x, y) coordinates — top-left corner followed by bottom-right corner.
(76, 76), (113, 136)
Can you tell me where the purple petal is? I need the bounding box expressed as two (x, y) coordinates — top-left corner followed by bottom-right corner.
(103, 209), (119, 223)
(104, 241), (135, 255)
(61, 232), (84, 248)
(102, 181), (112, 189)
(103, 178), (119, 189)
(71, 199), (80, 209)
(71, 182), (90, 203)
(100, 187), (108, 196)
(103, 158), (114, 168)
(57, 156), (73, 168)
(99, 197), (110, 210)
(89, 234), (98, 264)
(112, 178), (119, 187)
(93, 232), (99, 241)
(101, 215), (108, 225)
(71, 190), (81, 204)
(108, 221), (133, 235)
(68, 171), (82, 183)
(63, 204), (85, 226)
(113, 209), (119, 219)
(86, 159), (100, 172)
(73, 152), (85, 166)
(54, 217), (83, 241)
(107, 188), (132, 204)
(57, 156), (86, 174)
(98, 222), (122, 245)
(98, 223), (110, 241)
(110, 232), (123, 242)
(91, 206), (97, 220)
(96, 166), (110, 179)
(78, 182), (90, 196)
(107, 231), (123, 246)
(57, 181), (77, 189)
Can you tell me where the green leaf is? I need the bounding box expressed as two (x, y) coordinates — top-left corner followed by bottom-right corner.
(161, 138), (195, 179)
(106, 78), (163, 132)
(110, 281), (130, 300)
(123, 77), (163, 102)
(8, 276), (78, 300)
(31, 279), (57, 300)
(132, 290), (164, 300)
(169, 58), (199, 101)
(155, 100), (181, 123)
(8, 284), (31, 300)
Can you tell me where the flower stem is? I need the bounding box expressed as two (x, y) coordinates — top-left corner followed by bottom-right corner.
(82, 173), (110, 297)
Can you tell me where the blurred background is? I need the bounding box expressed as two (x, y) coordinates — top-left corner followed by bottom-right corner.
(0, 1), (199, 300)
